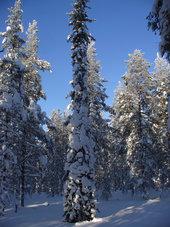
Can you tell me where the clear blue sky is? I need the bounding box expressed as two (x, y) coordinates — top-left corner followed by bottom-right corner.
(0, 0), (159, 117)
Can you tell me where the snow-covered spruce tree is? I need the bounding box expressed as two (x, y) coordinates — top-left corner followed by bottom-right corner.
(147, 0), (170, 61)
(151, 55), (170, 189)
(111, 82), (132, 192)
(24, 20), (51, 102)
(44, 110), (69, 196)
(64, 0), (96, 222)
(123, 50), (158, 197)
(0, 0), (27, 214)
(87, 40), (112, 200)
(147, 0), (170, 137)
(17, 20), (51, 206)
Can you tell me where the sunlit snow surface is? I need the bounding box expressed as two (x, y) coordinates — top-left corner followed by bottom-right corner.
(0, 191), (170, 227)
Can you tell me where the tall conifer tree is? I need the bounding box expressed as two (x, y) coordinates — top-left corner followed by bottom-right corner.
(147, 0), (170, 140)
(152, 55), (170, 189)
(17, 20), (51, 206)
(87, 40), (112, 200)
(0, 0), (27, 214)
(111, 83), (132, 192)
(64, 0), (96, 222)
(124, 50), (157, 197)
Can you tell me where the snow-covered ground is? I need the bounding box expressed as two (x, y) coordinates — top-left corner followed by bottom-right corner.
(1, 192), (170, 227)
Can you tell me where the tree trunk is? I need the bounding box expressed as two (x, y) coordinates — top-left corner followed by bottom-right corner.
(168, 94), (170, 131)
(20, 128), (26, 208)
(20, 162), (25, 207)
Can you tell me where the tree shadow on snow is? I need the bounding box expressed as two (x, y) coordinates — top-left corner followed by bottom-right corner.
(96, 198), (170, 227)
